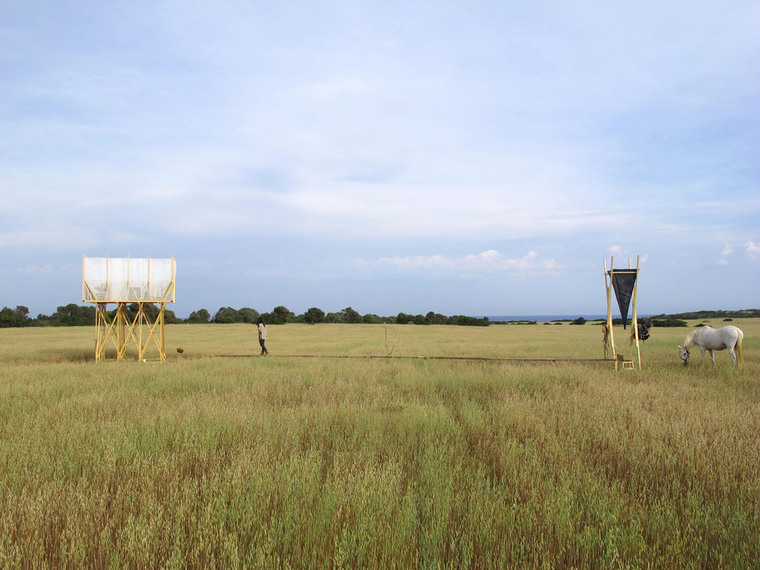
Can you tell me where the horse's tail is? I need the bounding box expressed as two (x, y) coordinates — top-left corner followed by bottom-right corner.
(736, 333), (744, 366)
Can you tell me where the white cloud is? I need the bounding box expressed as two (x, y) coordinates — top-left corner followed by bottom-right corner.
(0, 226), (96, 250)
(368, 250), (558, 274)
(273, 179), (637, 240)
(15, 264), (53, 275)
(607, 245), (624, 256)
(719, 243), (734, 265)
(746, 241), (760, 259)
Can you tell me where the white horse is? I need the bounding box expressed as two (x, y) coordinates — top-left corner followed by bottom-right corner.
(679, 325), (744, 368)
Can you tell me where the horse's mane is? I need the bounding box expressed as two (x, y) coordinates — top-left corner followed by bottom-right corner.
(685, 325), (721, 347)
(684, 329), (699, 347)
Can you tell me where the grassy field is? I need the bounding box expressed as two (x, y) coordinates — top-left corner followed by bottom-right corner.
(0, 320), (758, 568)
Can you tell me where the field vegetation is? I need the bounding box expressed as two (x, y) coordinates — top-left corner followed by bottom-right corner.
(1, 319), (758, 567)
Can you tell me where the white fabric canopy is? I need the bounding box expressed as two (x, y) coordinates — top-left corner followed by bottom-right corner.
(83, 257), (175, 303)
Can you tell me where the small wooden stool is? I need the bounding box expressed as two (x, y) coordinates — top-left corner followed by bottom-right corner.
(617, 354), (635, 369)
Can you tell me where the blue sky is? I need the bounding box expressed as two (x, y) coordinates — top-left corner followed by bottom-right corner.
(2, 1), (758, 319)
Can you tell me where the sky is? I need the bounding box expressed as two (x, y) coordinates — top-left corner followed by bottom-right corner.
(1, 0), (758, 319)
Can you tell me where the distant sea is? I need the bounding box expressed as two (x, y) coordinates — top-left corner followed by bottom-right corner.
(485, 314), (608, 322)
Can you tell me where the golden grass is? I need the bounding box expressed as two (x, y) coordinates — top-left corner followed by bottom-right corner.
(0, 320), (758, 567)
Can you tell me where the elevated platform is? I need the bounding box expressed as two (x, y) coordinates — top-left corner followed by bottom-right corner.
(83, 256), (175, 362)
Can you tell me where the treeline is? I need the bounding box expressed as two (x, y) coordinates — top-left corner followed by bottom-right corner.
(0, 304), (490, 328)
(7, 304), (754, 329)
(601, 317), (688, 328)
(0, 304), (182, 328)
(185, 306), (486, 326)
(649, 309), (760, 320)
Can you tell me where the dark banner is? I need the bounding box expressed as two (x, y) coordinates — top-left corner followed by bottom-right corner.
(611, 269), (637, 329)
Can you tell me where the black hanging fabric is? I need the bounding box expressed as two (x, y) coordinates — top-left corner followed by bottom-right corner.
(610, 269), (637, 329)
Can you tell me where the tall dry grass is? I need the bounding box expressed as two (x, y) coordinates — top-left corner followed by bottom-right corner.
(0, 320), (758, 567)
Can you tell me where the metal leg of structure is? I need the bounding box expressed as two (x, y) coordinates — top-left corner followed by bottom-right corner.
(93, 302), (167, 362)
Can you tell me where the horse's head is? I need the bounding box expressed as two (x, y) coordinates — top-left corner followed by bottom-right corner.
(678, 345), (690, 366)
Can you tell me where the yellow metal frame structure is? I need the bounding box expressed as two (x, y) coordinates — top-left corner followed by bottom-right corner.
(83, 256), (175, 362)
(94, 302), (167, 362)
(604, 255), (641, 370)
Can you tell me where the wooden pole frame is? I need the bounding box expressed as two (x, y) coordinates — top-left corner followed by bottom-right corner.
(605, 255), (641, 370)
(604, 257), (618, 368)
(631, 255), (641, 369)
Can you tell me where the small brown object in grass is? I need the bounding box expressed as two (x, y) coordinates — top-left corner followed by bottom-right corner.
(177, 347), (184, 353)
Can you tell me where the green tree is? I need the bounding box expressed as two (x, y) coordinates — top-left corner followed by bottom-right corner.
(126, 303), (161, 322)
(238, 307), (260, 324)
(341, 307), (362, 324)
(425, 311), (448, 325)
(270, 305), (294, 324)
(187, 309), (211, 323)
(651, 318), (688, 327)
(51, 304), (96, 326)
(0, 305), (30, 328)
(34, 313), (54, 327)
(448, 315), (490, 327)
(304, 307), (325, 324)
(362, 313), (384, 324)
(164, 309), (180, 324)
(144, 303), (160, 322)
(213, 307), (240, 324)
(396, 313), (427, 325)
(396, 312), (414, 324)
(16, 305), (30, 323)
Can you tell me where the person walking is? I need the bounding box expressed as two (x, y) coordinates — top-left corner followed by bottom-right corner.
(257, 317), (269, 356)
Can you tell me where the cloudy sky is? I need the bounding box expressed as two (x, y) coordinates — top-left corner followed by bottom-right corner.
(2, 1), (758, 319)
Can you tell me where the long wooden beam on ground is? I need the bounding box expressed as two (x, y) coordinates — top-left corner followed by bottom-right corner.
(209, 354), (617, 362)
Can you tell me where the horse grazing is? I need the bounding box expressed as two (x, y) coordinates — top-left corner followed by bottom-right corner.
(679, 325), (744, 368)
